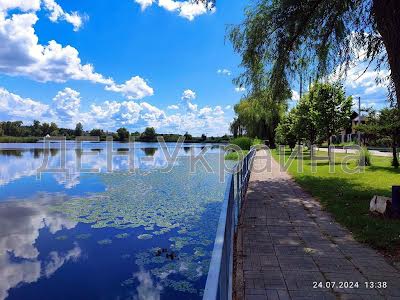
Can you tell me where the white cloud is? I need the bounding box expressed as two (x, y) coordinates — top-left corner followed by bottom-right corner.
(135, 0), (215, 21)
(0, 4), (153, 99)
(291, 90), (300, 101)
(0, 87), (231, 136)
(235, 86), (245, 93)
(0, 87), (49, 119)
(167, 104), (179, 110)
(181, 89), (196, 100)
(213, 105), (224, 116)
(42, 0), (87, 31)
(105, 76), (154, 100)
(217, 69), (231, 76)
(0, 0), (87, 31)
(224, 105), (231, 110)
(53, 87), (80, 121)
(134, 0), (155, 11)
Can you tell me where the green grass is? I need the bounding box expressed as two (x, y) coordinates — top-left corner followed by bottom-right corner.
(0, 136), (40, 143)
(272, 149), (400, 255)
(224, 150), (249, 160)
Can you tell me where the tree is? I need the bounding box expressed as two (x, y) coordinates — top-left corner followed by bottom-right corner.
(233, 89), (289, 146)
(311, 83), (352, 160)
(41, 123), (51, 136)
(358, 108), (400, 168)
(229, 0), (400, 108)
(75, 123), (83, 136)
(200, 134), (207, 141)
(49, 122), (58, 136)
(295, 93), (318, 146)
(90, 129), (105, 137)
(117, 127), (130, 142)
(32, 120), (42, 136)
(141, 127), (156, 141)
(275, 110), (297, 151)
(184, 132), (192, 141)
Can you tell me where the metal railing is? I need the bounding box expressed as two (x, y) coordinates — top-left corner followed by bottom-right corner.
(203, 147), (257, 300)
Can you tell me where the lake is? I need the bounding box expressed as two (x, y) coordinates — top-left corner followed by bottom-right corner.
(0, 142), (231, 300)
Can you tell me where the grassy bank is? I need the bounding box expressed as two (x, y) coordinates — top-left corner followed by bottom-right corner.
(224, 150), (249, 160)
(0, 136), (40, 143)
(272, 149), (400, 256)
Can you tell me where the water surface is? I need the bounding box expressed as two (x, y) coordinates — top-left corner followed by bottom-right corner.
(0, 142), (229, 300)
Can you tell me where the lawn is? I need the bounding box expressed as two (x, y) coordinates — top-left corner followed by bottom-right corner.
(272, 149), (400, 257)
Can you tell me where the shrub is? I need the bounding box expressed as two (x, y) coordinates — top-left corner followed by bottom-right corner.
(357, 147), (372, 166)
(230, 137), (253, 150)
(252, 138), (262, 146)
(224, 150), (249, 160)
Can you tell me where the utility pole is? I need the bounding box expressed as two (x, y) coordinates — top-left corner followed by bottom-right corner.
(358, 96), (361, 146)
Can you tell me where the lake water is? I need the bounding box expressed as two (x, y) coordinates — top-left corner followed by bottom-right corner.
(0, 142), (230, 300)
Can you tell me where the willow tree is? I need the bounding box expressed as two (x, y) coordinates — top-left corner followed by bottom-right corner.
(233, 89), (289, 145)
(228, 0), (400, 107)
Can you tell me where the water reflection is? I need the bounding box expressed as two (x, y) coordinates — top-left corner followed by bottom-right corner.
(0, 143), (223, 190)
(143, 148), (158, 156)
(0, 142), (229, 299)
(0, 199), (79, 300)
(132, 270), (162, 300)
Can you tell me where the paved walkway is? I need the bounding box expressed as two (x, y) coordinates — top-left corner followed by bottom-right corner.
(235, 150), (400, 300)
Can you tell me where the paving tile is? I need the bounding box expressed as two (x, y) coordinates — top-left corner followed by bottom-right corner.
(236, 150), (400, 300)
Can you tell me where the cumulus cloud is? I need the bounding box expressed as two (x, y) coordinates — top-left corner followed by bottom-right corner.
(0, 0), (87, 31)
(0, 87), (49, 119)
(135, 0), (155, 11)
(217, 69), (231, 76)
(42, 0), (87, 31)
(136, 0), (215, 21)
(0, 3), (153, 99)
(105, 76), (154, 100)
(0, 87), (231, 136)
(181, 89), (196, 100)
(53, 87), (81, 121)
(167, 104), (179, 110)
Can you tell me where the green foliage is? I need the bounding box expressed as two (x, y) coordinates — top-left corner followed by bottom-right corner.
(90, 129), (105, 138)
(358, 107), (400, 168)
(275, 110), (297, 150)
(310, 83), (352, 145)
(75, 122), (83, 136)
(230, 137), (253, 150)
(232, 89), (289, 144)
(0, 136), (39, 143)
(141, 127), (156, 141)
(116, 127), (130, 142)
(228, 0), (400, 107)
(295, 94), (318, 145)
(184, 132), (192, 141)
(224, 150), (249, 161)
(357, 147), (372, 166)
(252, 138), (262, 146)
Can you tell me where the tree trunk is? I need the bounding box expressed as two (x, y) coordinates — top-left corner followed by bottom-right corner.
(392, 135), (399, 168)
(373, 0), (400, 107)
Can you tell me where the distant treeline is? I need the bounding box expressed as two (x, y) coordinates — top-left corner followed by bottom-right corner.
(0, 120), (230, 143)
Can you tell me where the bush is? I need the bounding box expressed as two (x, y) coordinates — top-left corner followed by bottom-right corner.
(357, 147), (372, 166)
(224, 150), (249, 160)
(252, 138), (262, 146)
(230, 137), (253, 150)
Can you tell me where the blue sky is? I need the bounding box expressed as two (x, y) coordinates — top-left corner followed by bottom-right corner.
(0, 0), (390, 135)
